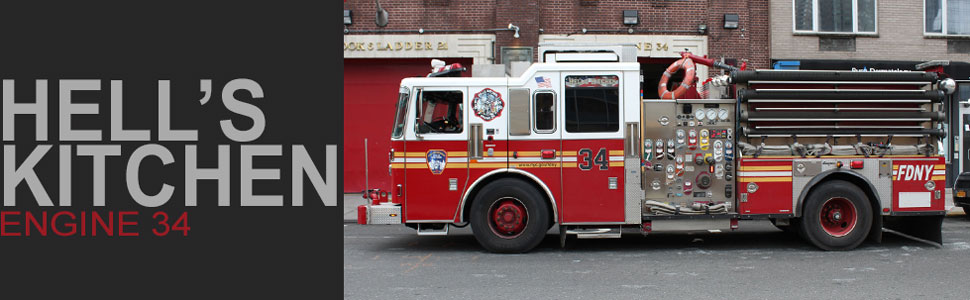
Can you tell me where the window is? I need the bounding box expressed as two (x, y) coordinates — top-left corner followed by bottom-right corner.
(391, 88), (409, 138)
(564, 75), (619, 133)
(926, 0), (970, 35)
(794, 0), (877, 33)
(416, 90), (463, 134)
(534, 92), (555, 133)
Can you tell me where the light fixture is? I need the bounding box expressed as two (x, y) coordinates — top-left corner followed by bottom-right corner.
(623, 10), (639, 25)
(723, 14), (739, 29)
(508, 23), (520, 39)
(697, 24), (708, 35)
(344, 10), (352, 25)
(375, 0), (389, 27)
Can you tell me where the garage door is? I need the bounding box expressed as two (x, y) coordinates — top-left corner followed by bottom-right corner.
(343, 58), (472, 193)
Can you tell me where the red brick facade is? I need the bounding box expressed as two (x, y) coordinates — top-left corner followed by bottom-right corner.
(344, 0), (770, 71)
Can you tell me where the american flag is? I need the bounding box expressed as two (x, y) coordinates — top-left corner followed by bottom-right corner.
(535, 77), (552, 88)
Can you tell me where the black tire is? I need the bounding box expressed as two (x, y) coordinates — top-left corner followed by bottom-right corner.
(470, 178), (550, 253)
(964, 206), (969, 217)
(799, 180), (872, 251)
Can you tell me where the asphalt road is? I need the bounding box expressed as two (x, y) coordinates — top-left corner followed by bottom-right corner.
(345, 217), (970, 299)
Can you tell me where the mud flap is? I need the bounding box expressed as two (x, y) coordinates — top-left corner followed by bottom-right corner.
(882, 215), (944, 248)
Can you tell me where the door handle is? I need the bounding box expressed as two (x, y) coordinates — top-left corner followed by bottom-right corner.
(541, 149), (556, 159)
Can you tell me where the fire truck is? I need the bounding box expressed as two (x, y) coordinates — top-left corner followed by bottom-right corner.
(358, 44), (960, 253)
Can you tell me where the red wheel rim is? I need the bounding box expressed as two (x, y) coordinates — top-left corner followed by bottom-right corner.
(819, 197), (858, 237)
(489, 197), (528, 239)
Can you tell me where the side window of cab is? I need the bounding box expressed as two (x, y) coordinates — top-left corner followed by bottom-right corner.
(417, 90), (464, 134)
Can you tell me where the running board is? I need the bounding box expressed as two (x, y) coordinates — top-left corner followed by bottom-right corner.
(416, 224), (449, 236)
(566, 227), (622, 239)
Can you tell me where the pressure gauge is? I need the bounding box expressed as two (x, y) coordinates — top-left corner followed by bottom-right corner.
(706, 109), (717, 121)
(694, 109), (705, 121)
(718, 108), (729, 121)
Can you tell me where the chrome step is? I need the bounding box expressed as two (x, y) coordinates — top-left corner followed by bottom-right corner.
(566, 227), (622, 239)
(416, 224), (449, 236)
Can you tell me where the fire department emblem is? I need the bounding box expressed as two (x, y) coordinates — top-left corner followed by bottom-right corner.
(427, 150), (447, 175)
(472, 88), (504, 121)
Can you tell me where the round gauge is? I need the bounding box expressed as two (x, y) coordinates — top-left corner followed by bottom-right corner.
(694, 109), (705, 120)
(706, 109), (717, 121)
(718, 108), (729, 121)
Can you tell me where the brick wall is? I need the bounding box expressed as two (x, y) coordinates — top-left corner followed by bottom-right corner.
(345, 0), (771, 71)
(770, 0), (970, 62)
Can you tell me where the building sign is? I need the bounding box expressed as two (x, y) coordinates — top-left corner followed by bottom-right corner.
(342, 34), (496, 64)
(634, 42), (669, 52)
(344, 41), (449, 52)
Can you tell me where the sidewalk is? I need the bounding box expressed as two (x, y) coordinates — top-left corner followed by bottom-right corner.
(344, 194), (365, 223)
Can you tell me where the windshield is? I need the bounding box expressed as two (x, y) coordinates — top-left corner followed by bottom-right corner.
(391, 89), (409, 139)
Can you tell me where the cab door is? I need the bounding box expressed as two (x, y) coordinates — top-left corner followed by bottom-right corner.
(404, 87), (469, 222)
(559, 73), (626, 224)
(507, 72), (562, 222)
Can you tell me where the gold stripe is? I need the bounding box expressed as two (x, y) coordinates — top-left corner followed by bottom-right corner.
(609, 150), (624, 156)
(469, 163), (507, 168)
(562, 151), (578, 156)
(893, 164), (946, 170)
(391, 163), (406, 169)
(398, 152), (469, 157)
(931, 175), (945, 180)
(739, 166), (793, 171)
(562, 163), (577, 168)
(737, 177), (793, 183)
(610, 161), (624, 167)
(744, 155), (942, 159)
(514, 151), (542, 157)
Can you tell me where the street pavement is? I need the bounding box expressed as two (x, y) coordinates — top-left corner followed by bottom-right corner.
(345, 217), (970, 299)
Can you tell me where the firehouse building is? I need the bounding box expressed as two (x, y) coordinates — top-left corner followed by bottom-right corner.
(343, 0), (770, 192)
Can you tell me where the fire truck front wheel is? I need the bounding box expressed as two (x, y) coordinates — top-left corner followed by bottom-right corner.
(800, 180), (873, 251)
(470, 178), (551, 253)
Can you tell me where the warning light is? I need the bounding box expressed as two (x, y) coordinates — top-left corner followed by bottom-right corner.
(850, 160), (864, 169)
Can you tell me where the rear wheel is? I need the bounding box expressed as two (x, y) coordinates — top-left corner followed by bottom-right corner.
(470, 178), (550, 253)
(800, 180), (872, 251)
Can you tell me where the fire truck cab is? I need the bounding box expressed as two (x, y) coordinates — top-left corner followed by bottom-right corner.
(360, 44), (959, 253)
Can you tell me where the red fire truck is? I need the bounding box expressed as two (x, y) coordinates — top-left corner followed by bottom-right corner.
(358, 44), (959, 253)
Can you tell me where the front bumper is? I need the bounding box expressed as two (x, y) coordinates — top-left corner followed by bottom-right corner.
(357, 204), (402, 225)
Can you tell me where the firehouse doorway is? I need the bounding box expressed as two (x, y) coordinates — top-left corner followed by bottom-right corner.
(639, 58), (678, 99)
